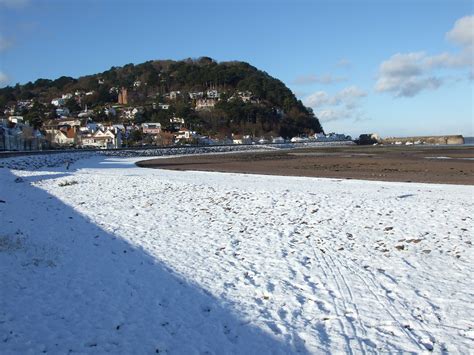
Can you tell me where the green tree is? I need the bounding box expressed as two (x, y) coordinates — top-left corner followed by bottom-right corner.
(65, 97), (81, 113)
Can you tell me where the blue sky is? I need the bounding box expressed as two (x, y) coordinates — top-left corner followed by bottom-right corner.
(0, 0), (472, 137)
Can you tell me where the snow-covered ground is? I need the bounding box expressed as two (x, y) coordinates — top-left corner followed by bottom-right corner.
(1, 154), (473, 354)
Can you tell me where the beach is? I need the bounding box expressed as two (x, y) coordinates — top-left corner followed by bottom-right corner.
(1, 153), (473, 353)
(138, 145), (474, 185)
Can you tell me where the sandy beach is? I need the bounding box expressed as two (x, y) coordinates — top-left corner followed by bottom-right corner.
(137, 145), (474, 185)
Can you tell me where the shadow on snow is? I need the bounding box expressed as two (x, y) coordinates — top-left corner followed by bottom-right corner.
(0, 166), (302, 354)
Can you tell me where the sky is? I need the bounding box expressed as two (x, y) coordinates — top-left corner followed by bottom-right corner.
(0, 0), (472, 137)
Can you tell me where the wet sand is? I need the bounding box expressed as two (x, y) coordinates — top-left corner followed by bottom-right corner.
(137, 145), (474, 185)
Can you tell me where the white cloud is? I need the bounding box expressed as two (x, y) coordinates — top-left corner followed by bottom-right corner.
(0, 71), (9, 87)
(375, 14), (473, 98)
(427, 15), (473, 70)
(375, 52), (444, 97)
(424, 51), (472, 69)
(305, 85), (366, 107)
(317, 109), (352, 122)
(303, 85), (367, 122)
(293, 73), (347, 85)
(304, 91), (330, 107)
(446, 15), (474, 47)
(337, 86), (367, 101)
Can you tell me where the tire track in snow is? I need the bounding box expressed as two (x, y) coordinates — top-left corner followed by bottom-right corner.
(359, 262), (444, 352)
(305, 231), (367, 354)
(332, 249), (430, 352)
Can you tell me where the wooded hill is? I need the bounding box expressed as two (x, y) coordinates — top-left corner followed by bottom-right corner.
(0, 57), (323, 138)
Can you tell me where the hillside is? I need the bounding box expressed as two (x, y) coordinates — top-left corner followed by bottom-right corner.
(0, 57), (323, 138)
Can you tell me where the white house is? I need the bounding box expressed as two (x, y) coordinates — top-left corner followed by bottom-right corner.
(17, 100), (34, 110)
(170, 116), (185, 125)
(195, 98), (217, 111)
(229, 91), (257, 103)
(189, 92), (204, 99)
(314, 133), (326, 140)
(58, 119), (81, 127)
(50, 129), (75, 147)
(122, 107), (140, 120)
(142, 122), (161, 135)
(169, 91), (181, 100)
(175, 128), (198, 142)
(290, 137), (309, 143)
(51, 98), (65, 107)
(56, 107), (70, 117)
(206, 89), (220, 99)
(8, 116), (24, 124)
(81, 129), (121, 149)
(232, 134), (253, 145)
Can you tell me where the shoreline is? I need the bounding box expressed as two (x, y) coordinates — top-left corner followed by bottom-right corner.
(137, 145), (474, 185)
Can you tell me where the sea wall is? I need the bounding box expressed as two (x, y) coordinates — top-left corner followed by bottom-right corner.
(381, 135), (464, 145)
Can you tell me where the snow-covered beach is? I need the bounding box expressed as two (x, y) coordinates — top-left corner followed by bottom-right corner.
(1, 153), (473, 354)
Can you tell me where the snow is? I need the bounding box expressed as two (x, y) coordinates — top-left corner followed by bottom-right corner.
(1, 154), (473, 354)
(0, 145), (272, 171)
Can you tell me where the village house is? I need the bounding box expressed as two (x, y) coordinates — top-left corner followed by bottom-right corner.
(8, 116), (24, 124)
(232, 134), (253, 144)
(189, 91), (204, 99)
(17, 100), (34, 110)
(56, 107), (70, 117)
(51, 129), (76, 147)
(51, 98), (65, 107)
(195, 98), (217, 111)
(229, 91), (259, 104)
(57, 119), (82, 128)
(206, 89), (220, 99)
(175, 127), (198, 143)
(169, 91), (181, 100)
(81, 129), (121, 149)
(122, 107), (141, 120)
(170, 116), (185, 125)
(141, 122), (162, 135)
(232, 135), (243, 144)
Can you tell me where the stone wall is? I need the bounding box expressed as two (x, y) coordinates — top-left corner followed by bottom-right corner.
(381, 135), (464, 145)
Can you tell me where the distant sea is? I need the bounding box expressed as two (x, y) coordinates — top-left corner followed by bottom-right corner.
(464, 137), (474, 146)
